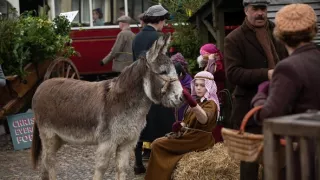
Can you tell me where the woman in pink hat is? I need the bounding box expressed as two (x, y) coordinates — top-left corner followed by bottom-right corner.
(197, 43), (225, 93)
(197, 43), (225, 143)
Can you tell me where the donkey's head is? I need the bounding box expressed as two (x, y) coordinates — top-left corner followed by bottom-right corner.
(143, 34), (184, 107)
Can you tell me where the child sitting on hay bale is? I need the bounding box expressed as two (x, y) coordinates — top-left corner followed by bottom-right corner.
(145, 71), (220, 180)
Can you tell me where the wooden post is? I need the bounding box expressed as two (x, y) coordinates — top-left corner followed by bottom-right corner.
(217, 11), (225, 52)
(263, 122), (279, 180)
(197, 15), (209, 44)
(317, 139), (320, 180)
(285, 136), (295, 180)
(300, 137), (310, 180)
(211, 0), (225, 51)
(202, 19), (217, 40)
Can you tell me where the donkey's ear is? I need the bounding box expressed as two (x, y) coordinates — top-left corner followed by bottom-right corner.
(160, 34), (171, 55)
(146, 35), (167, 63)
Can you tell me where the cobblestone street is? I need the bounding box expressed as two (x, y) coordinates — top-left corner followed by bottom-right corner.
(0, 134), (146, 180)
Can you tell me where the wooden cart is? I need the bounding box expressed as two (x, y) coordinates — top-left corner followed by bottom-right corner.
(0, 57), (80, 120)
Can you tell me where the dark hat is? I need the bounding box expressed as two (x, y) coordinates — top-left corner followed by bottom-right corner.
(243, 0), (271, 7)
(145, 5), (168, 17)
(117, 15), (131, 23)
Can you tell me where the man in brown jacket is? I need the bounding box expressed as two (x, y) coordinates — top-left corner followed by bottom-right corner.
(100, 16), (135, 74)
(224, 0), (288, 179)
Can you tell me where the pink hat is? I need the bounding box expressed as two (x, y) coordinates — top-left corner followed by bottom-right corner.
(198, 44), (224, 70)
(200, 44), (220, 56)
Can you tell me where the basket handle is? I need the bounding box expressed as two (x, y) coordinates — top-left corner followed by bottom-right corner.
(239, 105), (263, 133)
(239, 105), (287, 146)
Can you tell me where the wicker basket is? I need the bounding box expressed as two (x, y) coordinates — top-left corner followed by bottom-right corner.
(222, 106), (264, 162)
(222, 106), (288, 163)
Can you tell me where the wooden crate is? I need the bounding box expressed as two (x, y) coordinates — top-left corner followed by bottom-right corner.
(263, 111), (320, 180)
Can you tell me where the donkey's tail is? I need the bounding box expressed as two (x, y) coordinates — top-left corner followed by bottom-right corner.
(31, 122), (42, 169)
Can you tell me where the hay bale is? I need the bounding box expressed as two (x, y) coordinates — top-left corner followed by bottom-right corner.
(172, 143), (240, 180)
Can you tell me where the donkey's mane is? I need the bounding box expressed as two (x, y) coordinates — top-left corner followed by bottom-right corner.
(107, 55), (148, 94)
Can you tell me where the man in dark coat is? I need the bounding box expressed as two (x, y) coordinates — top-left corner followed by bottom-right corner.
(131, 5), (171, 174)
(224, 0), (288, 179)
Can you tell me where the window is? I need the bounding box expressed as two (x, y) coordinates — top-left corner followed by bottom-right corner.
(127, 0), (151, 24)
(92, 0), (125, 26)
(49, 0), (155, 28)
(54, 0), (90, 27)
(0, 1), (14, 18)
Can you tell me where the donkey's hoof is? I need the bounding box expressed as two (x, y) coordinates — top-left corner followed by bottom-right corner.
(134, 165), (146, 175)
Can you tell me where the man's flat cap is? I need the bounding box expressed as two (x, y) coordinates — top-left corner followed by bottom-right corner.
(144, 5), (168, 17)
(117, 15), (131, 23)
(243, 0), (271, 7)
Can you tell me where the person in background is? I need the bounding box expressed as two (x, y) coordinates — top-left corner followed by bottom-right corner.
(145, 71), (219, 180)
(0, 65), (6, 87)
(171, 52), (193, 121)
(119, 7), (125, 17)
(170, 53), (192, 121)
(131, 4), (171, 175)
(223, 0), (288, 179)
(132, 5), (170, 61)
(100, 16), (135, 75)
(197, 43), (225, 93)
(251, 4), (319, 179)
(93, 8), (104, 26)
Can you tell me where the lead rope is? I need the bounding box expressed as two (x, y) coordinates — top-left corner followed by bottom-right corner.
(174, 108), (179, 122)
(182, 126), (212, 134)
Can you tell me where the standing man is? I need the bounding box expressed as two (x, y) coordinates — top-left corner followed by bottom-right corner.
(131, 5), (172, 175)
(224, 0), (288, 179)
(100, 16), (135, 75)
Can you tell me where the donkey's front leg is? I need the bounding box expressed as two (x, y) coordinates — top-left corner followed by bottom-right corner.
(93, 142), (116, 180)
(115, 139), (138, 180)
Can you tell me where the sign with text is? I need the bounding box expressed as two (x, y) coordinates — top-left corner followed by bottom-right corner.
(59, 11), (78, 23)
(7, 112), (34, 150)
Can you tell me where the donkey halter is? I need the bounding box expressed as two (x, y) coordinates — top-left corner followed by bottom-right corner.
(157, 74), (179, 95)
(142, 56), (179, 96)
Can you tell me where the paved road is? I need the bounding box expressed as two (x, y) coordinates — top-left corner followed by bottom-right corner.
(0, 134), (146, 180)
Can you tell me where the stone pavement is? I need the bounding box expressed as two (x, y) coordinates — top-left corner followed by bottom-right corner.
(0, 134), (146, 180)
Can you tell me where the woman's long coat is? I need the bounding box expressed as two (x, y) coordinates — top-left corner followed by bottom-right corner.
(132, 25), (176, 142)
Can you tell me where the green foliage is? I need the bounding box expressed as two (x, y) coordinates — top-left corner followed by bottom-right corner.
(157, 0), (208, 75)
(170, 24), (203, 75)
(0, 10), (77, 77)
(0, 12), (18, 68)
(53, 15), (72, 36)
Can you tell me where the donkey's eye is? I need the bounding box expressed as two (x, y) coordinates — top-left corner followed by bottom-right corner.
(159, 71), (167, 75)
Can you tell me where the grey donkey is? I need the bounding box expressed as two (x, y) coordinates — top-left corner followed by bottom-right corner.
(31, 34), (184, 180)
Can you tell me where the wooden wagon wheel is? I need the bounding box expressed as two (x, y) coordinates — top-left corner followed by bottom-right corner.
(44, 57), (80, 80)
